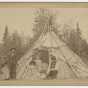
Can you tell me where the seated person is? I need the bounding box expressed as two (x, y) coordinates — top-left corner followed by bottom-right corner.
(46, 70), (58, 80)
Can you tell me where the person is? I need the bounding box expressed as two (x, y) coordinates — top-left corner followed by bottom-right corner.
(8, 48), (17, 80)
(46, 55), (58, 80)
(0, 56), (9, 80)
(39, 62), (48, 79)
(34, 56), (42, 72)
(32, 55), (48, 80)
(23, 60), (41, 80)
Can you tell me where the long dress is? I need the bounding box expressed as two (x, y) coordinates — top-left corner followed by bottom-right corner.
(0, 65), (9, 80)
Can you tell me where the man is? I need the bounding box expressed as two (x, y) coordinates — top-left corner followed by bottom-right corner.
(8, 48), (17, 80)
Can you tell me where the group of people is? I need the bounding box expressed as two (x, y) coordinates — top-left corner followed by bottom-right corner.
(0, 47), (58, 80)
(22, 53), (58, 80)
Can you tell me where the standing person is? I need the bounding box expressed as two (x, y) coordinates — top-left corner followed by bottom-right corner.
(46, 55), (58, 80)
(8, 48), (17, 80)
(0, 56), (9, 80)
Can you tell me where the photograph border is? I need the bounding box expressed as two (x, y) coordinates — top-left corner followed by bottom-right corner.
(0, 2), (88, 85)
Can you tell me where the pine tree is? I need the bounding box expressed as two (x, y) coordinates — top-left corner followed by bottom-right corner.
(3, 25), (10, 54)
(3, 25), (9, 44)
(10, 31), (24, 61)
(76, 22), (81, 35)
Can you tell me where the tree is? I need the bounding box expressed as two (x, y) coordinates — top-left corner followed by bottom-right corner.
(2, 25), (11, 55)
(3, 25), (9, 42)
(10, 31), (23, 60)
(62, 22), (88, 65)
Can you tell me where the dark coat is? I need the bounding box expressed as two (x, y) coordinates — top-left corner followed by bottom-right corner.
(7, 53), (17, 80)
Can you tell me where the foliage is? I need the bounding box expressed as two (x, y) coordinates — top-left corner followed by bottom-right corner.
(1, 26), (30, 61)
(62, 22), (88, 65)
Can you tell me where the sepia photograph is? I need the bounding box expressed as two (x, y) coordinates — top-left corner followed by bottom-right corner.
(0, 2), (88, 85)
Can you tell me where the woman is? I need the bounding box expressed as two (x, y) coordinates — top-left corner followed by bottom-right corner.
(0, 56), (9, 80)
(46, 55), (58, 80)
(22, 60), (42, 80)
